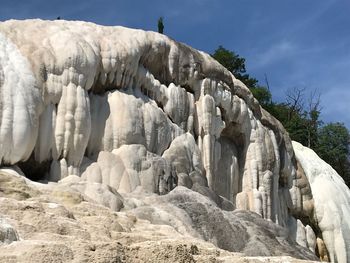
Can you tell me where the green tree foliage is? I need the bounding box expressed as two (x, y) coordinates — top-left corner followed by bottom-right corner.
(250, 86), (272, 107)
(275, 87), (322, 148)
(269, 102), (310, 146)
(211, 46), (271, 107)
(212, 46), (247, 77)
(212, 46), (260, 88)
(158, 17), (164, 34)
(316, 123), (350, 185)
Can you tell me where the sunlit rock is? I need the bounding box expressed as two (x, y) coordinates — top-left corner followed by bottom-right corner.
(293, 141), (350, 263)
(0, 19), (349, 262)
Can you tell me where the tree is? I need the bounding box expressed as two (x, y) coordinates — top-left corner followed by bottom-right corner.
(158, 17), (164, 34)
(212, 46), (259, 87)
(316, 122), (350, 185)
(269, 87), (322, 148)
(285, 87), (305, 121)
(250, 86), (272, 106)
(305, 89), (322, 148)
(211, 46), (271, 107)
(212, 46), (246, 77)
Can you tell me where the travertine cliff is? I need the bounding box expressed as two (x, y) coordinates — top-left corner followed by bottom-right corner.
(0, 19), (349, 262)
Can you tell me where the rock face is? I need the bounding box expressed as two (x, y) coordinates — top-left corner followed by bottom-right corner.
(0, 168), (318, 262)
(0, 19), (348, 262)
(0, 19), (297, 222)
(293, 141), (350, 263)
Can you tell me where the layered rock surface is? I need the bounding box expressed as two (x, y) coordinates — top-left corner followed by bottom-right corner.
(293, 142), (350, 263)
(0, 168), (317, 262)
(0, 19), (298, 224)
(0, 19), (349, 262)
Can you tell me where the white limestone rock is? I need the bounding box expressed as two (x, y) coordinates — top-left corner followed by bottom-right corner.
(0, 20), (296, 226)
(82, 145), (172, 194)
(88, 89), (178, 157)
(126, 186), (318, 260)
(0, 217), (19, 244)
(162, 132), (206, 187)
(0, 19), (349, 261)
(306, 225), (316, 253)
(0, 170), (319, 262)
(293, 141), (350, 263)
(59, 177), (124, 212)
(0, 32), (42, 166)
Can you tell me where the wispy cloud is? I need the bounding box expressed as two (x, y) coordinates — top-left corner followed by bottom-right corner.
(252, 39), (296, 68)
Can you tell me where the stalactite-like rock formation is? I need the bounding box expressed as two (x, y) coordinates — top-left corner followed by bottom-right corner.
(0, 19), (349, 262)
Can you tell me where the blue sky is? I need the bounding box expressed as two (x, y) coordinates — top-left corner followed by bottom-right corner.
(1, 0), (350, 127)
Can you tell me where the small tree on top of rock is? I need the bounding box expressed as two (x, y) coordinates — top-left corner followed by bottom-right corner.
(158, 17), (164, 34)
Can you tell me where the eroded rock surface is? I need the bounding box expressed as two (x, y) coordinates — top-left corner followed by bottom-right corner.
(0, 169), (318, 262)
(0, 19), (349, 262)
(293, 141), (350, 263)
(0, 19), (298, 226)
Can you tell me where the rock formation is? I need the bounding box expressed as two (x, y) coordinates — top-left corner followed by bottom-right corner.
(0, 168), (318, 262)
(293, 141), (350, 263)
(0, 19), (349, 262)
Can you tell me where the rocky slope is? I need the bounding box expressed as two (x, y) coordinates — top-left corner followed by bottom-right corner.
(0, 19), (349, 262)
(0, 168), (317, 262)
